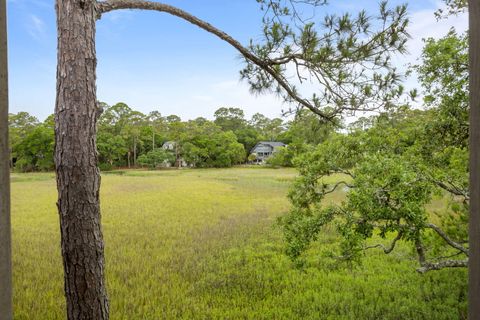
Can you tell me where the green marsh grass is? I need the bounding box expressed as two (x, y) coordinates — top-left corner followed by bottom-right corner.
(12, 168), (466, 319)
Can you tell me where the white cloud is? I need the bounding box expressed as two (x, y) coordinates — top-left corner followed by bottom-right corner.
(192, 95), (214, 102)
(97, 76), (286, 121)
(26, 14), (46, 41)
(402, 3), (467, 67)
(392, 2), (468, 103)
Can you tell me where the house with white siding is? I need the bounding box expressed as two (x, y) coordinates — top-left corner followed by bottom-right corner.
(249, 141), (286, 163)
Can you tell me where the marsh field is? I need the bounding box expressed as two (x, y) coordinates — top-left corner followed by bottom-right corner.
(12, 167), (466, 319)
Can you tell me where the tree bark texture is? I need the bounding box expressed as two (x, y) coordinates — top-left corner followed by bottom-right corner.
(469, 0), (480, 318)
(0, 0), (12, 318)
(55, 0), (109, 318)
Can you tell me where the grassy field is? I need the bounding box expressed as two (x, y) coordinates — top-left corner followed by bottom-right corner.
(12, 168), (467, 319)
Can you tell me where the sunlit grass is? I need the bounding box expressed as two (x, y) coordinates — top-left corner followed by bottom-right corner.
(12, 167), (466, 319)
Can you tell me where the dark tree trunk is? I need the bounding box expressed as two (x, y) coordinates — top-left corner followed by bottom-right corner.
(469, 0), (480, 318)
(176, 144), (180, 168)
(133, 137), (136, 166)
(0, 0), (12, 318)
(152, 130), (155, 151)
(55, 0), (109, 319)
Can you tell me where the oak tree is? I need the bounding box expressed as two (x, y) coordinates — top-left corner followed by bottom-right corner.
(279, 14), (474, 274)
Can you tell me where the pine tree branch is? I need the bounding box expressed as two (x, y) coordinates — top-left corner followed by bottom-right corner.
(96, 0), (332, 119)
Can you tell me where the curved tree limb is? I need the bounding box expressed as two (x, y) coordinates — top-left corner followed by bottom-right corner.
(96, 0), (331, 119)
(363, 231), (402, 254)
(417, 259), (468, 273)
(427, 223), (469, 255)
(430, 177), (469, 201)
(321, 180), (354, 196)
(97, 0), (408, 120)
(415, 237), (467, 273)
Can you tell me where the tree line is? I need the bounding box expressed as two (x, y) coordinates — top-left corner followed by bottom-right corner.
(8, 104), (339, 172)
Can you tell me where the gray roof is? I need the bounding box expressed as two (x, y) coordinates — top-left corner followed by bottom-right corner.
(258, 141), (285, 147)
(250, 141), (286, 154)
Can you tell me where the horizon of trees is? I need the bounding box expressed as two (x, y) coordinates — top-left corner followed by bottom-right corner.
(8, 104), (339, 171)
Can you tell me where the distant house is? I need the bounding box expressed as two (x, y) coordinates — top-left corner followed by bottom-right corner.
(162, 141), (176, 151)
(250, 141), (286, 163)
(161, 141), (189, 167)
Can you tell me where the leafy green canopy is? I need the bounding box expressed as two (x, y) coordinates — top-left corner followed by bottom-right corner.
(9, 113), (54, 171)
(281, 108), (468, 272)
(137, 149), (175, 169)
(180, 121), (246, 168)
(11, 103), (297, 171)
(280, 28), (469, 272)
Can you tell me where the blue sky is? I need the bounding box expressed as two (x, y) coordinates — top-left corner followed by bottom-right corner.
(7, 0), (467, 121)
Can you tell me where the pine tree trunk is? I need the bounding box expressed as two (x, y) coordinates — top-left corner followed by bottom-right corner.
(55, 0), (109, 319)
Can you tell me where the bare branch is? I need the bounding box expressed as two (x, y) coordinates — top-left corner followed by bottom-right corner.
(415, 237), (467, 273)
(98, 0), (408, 121)
(417, 259), (468, 273)
(97, 1), (255, 61)
(321, 180), (354, 195)
(426, 223), (469, 255)
(363, 231), (402, 254)
(333, 168), (355, 178)
(432, 178), (469, 201)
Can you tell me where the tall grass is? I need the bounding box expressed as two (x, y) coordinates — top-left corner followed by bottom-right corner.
(11, 168), (466, 319)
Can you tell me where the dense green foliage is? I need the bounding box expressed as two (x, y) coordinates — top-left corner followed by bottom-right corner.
(267, 109), (341, 167)
(9, 112), (54, 171)
(137, 149), (175, 169)
(9, 104), (339, 171)
(180, 121), (245, 168)
(280, 28), (469, 273)
(12, 168), (466, 319)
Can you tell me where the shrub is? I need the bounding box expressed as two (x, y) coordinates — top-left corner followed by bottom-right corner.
(137, 149), (175, 169)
